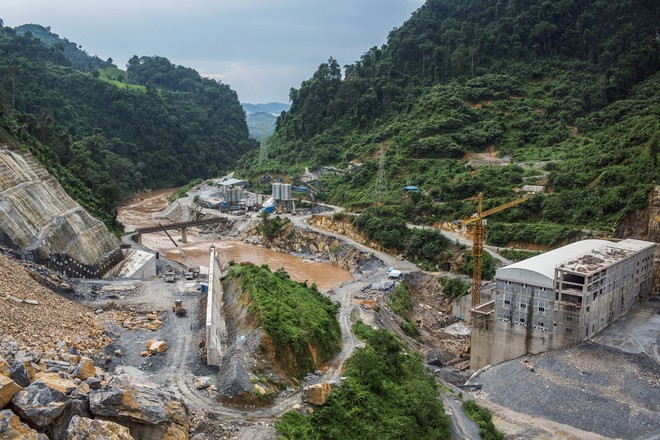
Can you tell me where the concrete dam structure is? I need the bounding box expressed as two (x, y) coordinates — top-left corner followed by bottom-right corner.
(206, 245), (227, 365)
(0, 144), (121, 277)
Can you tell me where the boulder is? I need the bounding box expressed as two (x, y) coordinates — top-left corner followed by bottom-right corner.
(66, 415), (134, 440)
(148, 341), (168, 353)
(254, 384), (266, 396)
(0, 355), (10, 377)
(85, 377), (102, 390)
(0, 375), (22, 408)
(302, 382), (332, 406)
(193, 377), (211, 390)
(9, 361), (31, 388)
(11, 381), (69, 429)
(89, 374), (188, 439)
(74, 357), (96, 381)
(0, 409), (48, 439)
(33, 372), (78, 394)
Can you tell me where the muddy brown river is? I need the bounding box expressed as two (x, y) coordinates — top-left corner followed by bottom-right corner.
(117, 188), (353, 291)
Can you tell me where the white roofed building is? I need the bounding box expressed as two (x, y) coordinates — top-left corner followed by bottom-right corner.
(470, 238), (655, 369)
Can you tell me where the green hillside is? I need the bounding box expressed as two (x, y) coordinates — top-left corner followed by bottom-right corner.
(239, 0), (659, 245)
(15, 24), (112, 72)
(0, 25), (257, 232)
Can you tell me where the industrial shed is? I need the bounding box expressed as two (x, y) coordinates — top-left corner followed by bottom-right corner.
(470, 238), (655, 369)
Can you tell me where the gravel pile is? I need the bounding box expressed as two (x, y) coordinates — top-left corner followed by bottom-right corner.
(477, 342), (660, 439)
(0, 254), (111, 357)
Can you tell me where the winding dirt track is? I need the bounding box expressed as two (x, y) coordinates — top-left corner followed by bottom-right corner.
(166, 274), (371, 419)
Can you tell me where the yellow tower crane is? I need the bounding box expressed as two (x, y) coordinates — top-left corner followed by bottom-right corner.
(461, 193), (530, 308)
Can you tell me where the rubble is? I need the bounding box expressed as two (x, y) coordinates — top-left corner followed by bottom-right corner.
(0, 255), (112, 358)
(0, 409), (48, 439)
(99, 308), (164, 332)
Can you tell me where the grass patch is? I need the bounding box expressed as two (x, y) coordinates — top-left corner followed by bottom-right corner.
(97, 67), (146, 92)
(387, 282), (420, 338)
(499, 248), (541, 262)
(227, 264), (340, 379)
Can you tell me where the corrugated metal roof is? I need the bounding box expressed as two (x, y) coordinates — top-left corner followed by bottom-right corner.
(495, 239), (611, 288)
(495, 238), (655, 288)
(218, 178), (244, 186)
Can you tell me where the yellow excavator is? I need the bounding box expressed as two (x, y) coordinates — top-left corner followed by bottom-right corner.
(461, 193), (530, 308)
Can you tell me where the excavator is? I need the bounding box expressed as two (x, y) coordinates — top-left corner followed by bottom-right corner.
(461, 193), (530, 308)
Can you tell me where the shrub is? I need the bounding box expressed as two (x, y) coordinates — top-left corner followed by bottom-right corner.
(276, 323), (451, 439)
(463, 401), (505, 440)
(441, 277), (470, 299)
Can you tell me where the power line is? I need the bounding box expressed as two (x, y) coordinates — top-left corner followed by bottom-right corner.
(374, 145), (387, 202)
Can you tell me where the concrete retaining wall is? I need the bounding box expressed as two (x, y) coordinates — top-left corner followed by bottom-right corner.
(206, 246), (227, 366)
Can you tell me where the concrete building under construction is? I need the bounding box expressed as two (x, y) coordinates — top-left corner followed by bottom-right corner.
(470, 238), (656, 369)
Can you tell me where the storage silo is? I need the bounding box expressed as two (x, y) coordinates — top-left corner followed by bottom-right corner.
(272, 183), (282, 200)
(282, 183), (292, 200)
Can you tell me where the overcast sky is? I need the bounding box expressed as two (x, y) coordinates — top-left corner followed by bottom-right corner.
(2, 0), (424, 103)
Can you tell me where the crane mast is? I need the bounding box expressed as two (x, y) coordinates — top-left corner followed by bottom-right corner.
(461, 193), (529, 308)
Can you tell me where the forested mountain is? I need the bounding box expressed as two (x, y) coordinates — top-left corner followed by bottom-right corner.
(15, 24), (113, 72)
(0, 24), (257, 232)
(240, 0), (659, 246)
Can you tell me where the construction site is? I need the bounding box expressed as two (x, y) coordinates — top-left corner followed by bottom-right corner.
(1, 137), (659, 440)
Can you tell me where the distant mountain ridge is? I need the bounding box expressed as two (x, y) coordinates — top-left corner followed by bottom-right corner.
(242, 102), (289, 116)
(241, 102), (290, 140)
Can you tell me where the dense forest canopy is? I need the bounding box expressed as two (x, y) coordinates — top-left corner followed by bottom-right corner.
(239, 0), (659, 246)
(0, 23), (257, 232)
(15, 24), (113, 72)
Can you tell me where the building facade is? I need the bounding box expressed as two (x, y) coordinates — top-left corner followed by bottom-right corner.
(470, 238), (655, 369)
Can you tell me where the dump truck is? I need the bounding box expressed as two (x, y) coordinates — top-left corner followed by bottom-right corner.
(172, 300), (187, 316)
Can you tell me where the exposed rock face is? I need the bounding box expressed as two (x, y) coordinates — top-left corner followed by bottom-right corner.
(0, 409), (48, 439)
(66, 415), (134, 440)
(616, 185), (660, 293)
(0, 375), (21, 408)
(309, 215), (383, 250)
(0, 145), (120, 277)
(89, 374), (189, 439)
(302, 382), (332, 406)
(247, 220), (381, 273)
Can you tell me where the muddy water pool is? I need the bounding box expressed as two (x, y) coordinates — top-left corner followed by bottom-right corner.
(117, 189), (353, 291)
